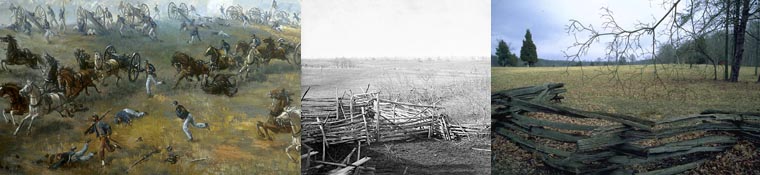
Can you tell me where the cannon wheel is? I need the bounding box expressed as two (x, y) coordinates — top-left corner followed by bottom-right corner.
(139, 4), (150, 17)
(167, 2), (177, 19)
(104, 45), (117, 61)
(128, 53), (141, 82)
(34, 6), (47, 22)
(293, 43), (301, 66)
(179, 3), (188, 18)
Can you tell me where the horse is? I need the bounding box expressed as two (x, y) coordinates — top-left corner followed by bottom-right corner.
(171, 52), (210, 89)
(275, 106), (301, 162)
(237, 48), (264, 80)
(256, 37), (293, 65)
(93, 52), (123, 86)
(0, 83), (28, 125)
(0, 35), (44, 72)
(204, 45), (241, 71)
(201, 74), (238, 97)
(234, 40), (251, 57)
(41, 53), (61, 92)
(256, 88), (293, 140)
(58, 67), (101, 99)
(15, 80), (68, 136)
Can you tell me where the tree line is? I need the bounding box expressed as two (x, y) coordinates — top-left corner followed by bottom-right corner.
(493, 29), (539, 67)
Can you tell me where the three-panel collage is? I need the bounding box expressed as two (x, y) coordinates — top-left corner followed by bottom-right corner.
(0, 0), (759, 174)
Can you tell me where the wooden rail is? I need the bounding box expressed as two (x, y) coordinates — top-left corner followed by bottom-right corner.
(493, 83), (760, 174)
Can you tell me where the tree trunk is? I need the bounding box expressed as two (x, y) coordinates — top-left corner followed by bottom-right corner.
(729, 0), (750, 82)
(724, 0), (730, 81)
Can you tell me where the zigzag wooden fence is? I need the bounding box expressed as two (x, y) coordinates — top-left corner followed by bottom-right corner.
(301, 90), (489, 173)
(492, 83), (760, 174)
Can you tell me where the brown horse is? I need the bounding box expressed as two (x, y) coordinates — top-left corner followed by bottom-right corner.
(256, 88), (293, 140)
(58, 67), (101, 98)
(204, 45), (241, 71)
(234, 40), (251, 56)
(171, 52), (210, 88)
(0, 35), (44, 72)
(255, 37), (292, 65)
(0, 83), (28, 125)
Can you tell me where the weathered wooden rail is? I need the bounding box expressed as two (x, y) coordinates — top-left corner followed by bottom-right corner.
(492, 83), (760, 174)
(302, 90), (489, 174)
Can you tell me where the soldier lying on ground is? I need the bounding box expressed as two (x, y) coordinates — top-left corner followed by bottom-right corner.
(48, 139), (95, 169)
(114, 108), (148, 125)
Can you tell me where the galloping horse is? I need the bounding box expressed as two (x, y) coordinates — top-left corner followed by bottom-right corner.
(58, 67), (101, 98)
(204, 45), (241, 71)
(255, 37), (292, 65)
(171, 52), (210, 88)
(234, 40), (251, 56)
(275, 106), (301, 162)
(0, 35), (44, 72)
(238, 48), (263, 80)
(256, 88), (293, 140)
(0, 83), (28, 125)
(15, 80), (68, 136)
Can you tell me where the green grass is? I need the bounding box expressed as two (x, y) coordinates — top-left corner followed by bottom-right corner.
(0, 20), (300, 174)
(492, 64), (760, 120)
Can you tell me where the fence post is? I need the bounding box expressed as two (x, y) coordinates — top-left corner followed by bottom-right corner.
(374, 93), (381, 143)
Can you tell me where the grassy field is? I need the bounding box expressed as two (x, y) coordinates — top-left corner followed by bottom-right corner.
(302, 58), (491, 174)
(492, 64), (760, 119)
(0, 19), (300, 174)
(492, 64), (760, 174)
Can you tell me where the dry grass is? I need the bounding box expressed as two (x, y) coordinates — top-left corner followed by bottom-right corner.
(492, 64), (760, 119)
(0, 19), (300, 174)
(302, 58), (490, 124)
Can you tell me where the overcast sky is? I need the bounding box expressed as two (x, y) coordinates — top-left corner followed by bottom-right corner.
(492, 0), (674, 61)
(303, 0), (490, 59)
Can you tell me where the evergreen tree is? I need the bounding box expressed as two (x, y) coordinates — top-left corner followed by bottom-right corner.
(520, 29), (539, 66)
(495, 40), (517, 66)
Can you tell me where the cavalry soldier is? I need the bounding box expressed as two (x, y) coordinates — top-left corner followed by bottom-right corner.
(221, 39), (231, 55)
(84, 111), (120, 166)
(251, 34), (261, 48)
(172, 101), (208, 141)
(144, 60), (163, 97)
(188, 26), (201, 44)
(48, 140), (94, 169)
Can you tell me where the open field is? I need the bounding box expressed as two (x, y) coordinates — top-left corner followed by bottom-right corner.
(492, 64), (760, 174)
(302, 58), (491, 174)
(493, 65), (760, 119)
(0, 19), (300, 174)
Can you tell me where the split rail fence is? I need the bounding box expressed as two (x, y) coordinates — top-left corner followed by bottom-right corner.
(492, 83), (760, 174)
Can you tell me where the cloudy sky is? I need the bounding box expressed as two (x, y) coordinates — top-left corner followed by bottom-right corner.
(303, 0), (490, 59)
(492, 0), (673, 61)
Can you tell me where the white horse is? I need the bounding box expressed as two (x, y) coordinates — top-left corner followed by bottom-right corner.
(15, 80), (67, 136)
(275, 106), (301, 162)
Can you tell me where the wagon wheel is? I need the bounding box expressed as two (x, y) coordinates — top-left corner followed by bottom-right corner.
(128, 53), (141, 82)
(179, 3), (188, 18)
(34, 6), (47, 22)
(94, 5), (105, 23)
(104, 45), (117, 60)
(293, 43), (301, 65)
(76, 6), (86, 22)
(140, 4), (150, 17)
(167, 2), (176, 19)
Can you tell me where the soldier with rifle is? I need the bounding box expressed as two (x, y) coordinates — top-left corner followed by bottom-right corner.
(84, 109), (121, 166)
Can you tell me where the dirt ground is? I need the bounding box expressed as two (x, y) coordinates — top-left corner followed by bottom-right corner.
(0, 16), (300, 174)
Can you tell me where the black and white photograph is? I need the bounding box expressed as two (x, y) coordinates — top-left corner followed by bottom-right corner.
(300, 0), (491, 174)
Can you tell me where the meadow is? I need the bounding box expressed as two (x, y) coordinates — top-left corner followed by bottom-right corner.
(0, 18), (300, 174)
